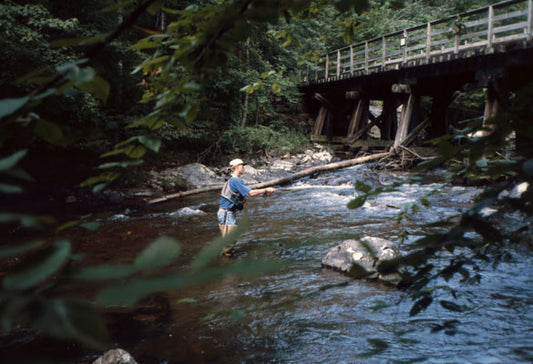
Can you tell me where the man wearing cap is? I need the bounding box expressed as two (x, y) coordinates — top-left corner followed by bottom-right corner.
(218, 158), (277, 256)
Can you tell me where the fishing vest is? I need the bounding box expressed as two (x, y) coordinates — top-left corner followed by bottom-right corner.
(221, 177), (245, 211)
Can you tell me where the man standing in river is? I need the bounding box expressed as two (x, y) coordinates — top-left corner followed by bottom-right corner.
(218, 158), (277, 256)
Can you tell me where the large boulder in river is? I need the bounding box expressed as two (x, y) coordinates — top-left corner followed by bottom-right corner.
(149, 162), (222, 190)
(321, 236), (401, 285)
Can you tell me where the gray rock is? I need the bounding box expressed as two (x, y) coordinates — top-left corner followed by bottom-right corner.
(498, 181), (529, 200)
(322, 236), (401, 285)
(144, 145), (334, 192)
(153, 162), (221, 190)
(92, 349), (137, 364)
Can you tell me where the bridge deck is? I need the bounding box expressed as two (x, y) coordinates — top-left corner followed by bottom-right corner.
(304, 0), (533, 86)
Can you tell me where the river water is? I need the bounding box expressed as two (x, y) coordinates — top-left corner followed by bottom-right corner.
(22, 164), (531, 363)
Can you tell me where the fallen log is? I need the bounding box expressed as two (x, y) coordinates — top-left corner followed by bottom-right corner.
(147, 151), (391, 204)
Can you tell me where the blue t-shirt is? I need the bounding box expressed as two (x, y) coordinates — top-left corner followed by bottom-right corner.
(220, 176), (251, 209)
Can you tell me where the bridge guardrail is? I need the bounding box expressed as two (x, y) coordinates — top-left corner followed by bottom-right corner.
(305, 0), (533, 84)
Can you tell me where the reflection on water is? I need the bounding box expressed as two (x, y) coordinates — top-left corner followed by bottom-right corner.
(97, 165), (533, 362)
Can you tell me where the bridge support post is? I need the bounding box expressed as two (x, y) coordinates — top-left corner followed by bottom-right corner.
(392, 84), (421, 149)
(483, 84), (502, 122)
(347, 96), (369, 138)
(312, 93), (337, 136)
(313, 106), (328, 136)
(480, 78), (507, 137)
(380, 95), (398, 140)
(428, 90), (454, 139)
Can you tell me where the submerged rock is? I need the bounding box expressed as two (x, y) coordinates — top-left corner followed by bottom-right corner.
(321, 236), (401, 285)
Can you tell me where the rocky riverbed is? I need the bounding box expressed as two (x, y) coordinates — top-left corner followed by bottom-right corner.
(129, 144), (335, 198)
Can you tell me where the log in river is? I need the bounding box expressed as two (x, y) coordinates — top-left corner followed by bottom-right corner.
(147, 152), (391, 204)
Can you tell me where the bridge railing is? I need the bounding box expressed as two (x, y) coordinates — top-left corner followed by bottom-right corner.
(308, 0), (533, 83)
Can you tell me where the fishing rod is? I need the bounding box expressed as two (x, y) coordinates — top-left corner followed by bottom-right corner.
(275, 185), (354, 193)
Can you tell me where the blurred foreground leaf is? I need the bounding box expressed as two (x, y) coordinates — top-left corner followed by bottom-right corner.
(3, 241), (71, 290)
(0, 241), (44, 260)
(97, 259), (283, 307)
(34, 299), (110, 350)
(190, 221), (249, 270)
(134, 236), (181, 272)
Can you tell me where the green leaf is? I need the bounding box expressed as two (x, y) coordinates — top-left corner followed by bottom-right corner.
(410, 296), (433, 316)
(3, 240), (71, 290)
(138, 136), (161, 152)
(80, 173), (118, 187)
(190, 222), (248, 270)
(57, 63), (94, 83)
(0, 183), (23, 194)
(0, 295), (35, 330)
(0, 213), (53, 228)
(347, 196), (366, 209)
(34, 120), (65, 146)
(97, 259), (282, 307)
(100, 146), (133, 158)
(92, 183), (108, 193)
(80, 222), (101, 231)
(77, 76), (110, 103)
(130, 35), (163, 50)
(182, 81), (201, 92)
(56, 220), (101, 233)
(133, 236), (181, 272)
(355, 180), (372, 193)
(97, 159), (144, 169)
(126, 145), (146, 159)
(0, 150), (27, 171)
(440, 300), (465, 312)
(34, 299), (110, 350)
(141, 55), (171, 72)
(179, 103), (199, 124)
(5, 167), (34, 182)
(420, 197), (431, 207)
(56, 220), (81, 232)
(0, 97), (31, 120)
(147, 0), (165, 14)
(0, 241), (45, 260)
(367, 338), (389, 352)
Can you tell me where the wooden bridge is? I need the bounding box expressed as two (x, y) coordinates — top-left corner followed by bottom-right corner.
(301, 0), (533, 153)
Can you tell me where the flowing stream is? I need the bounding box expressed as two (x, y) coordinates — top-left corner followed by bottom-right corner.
(8, 164), (532, 363)
(94, 164), (533, 363)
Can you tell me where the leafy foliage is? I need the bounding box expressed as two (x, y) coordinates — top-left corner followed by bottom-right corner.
(220, 125), (309, 157)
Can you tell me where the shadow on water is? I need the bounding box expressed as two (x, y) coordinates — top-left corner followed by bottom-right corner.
(3, 164), (533, 363)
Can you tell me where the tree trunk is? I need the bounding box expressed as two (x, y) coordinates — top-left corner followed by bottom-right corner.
(241, 92), (249, 127)
(240, 38), (250, 127)
(147, 152), (391, 204)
